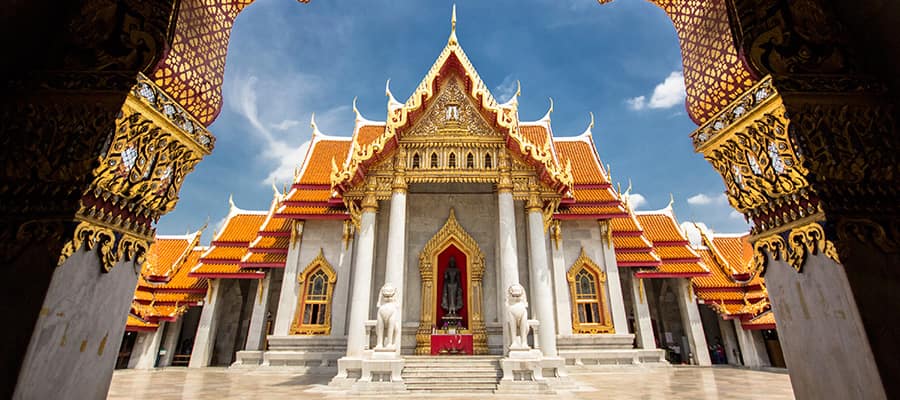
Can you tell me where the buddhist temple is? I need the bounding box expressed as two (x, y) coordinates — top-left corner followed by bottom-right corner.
(114, 11), (785, 391)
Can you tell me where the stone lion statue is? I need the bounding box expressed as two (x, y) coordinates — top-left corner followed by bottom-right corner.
(375, 284), (401, 350)
(505, 283), (530, 350)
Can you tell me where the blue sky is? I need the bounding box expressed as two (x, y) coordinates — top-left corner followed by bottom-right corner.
(158, 0), (748, 241)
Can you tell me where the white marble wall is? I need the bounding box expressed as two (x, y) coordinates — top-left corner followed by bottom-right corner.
(272, 220), (349, 337)
(716, 317), (740, 365)
(559, 220), (628, 333)
(189, 279), (223, 368)
(674, 278), (711, 366)
(158, 317), (183, 367)
(244, 273), (272, 350)
(14, 250), (140, 400)
(129, 322), (165, 369)
(404, 187), (501, 325)
(765, 253), (886, 400)
(732, 321), (770, 368)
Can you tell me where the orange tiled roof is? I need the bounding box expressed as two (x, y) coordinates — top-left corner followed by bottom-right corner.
(249, 236), (290, 251)
(126, 315), (159, 332)
(520, 125), (551, 149)
(636, 213), (689, 243)
(357, 124), (386, 146)
(143, 235), (196, 279)
(285, 188), (333, 203)
(191, 262), (264, 278)
(260, 213), (292, 234)
(214, 213), (267, 244)
(742, 311), (776, 330)
(570, 188), (619, 203)
(162, 249), (207, 291)
(241, 252), (287, 265)
(201, 246), (249, 261)
(554, 138), (610, 185)
(712, 235), (753, 275)
(612, 235), (654, 249)
(297, 139), (352, 185)
(634, 210), (708, 278)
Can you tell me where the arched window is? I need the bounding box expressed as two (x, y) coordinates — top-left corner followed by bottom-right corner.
(484, 153), (492, 169)
(430, 152), (439, 168)
(448, 152), (457, 168)
(566, 249), (613, 334)
(466, 152), (474, 169)
(291, 250), (336, 335)
(412, 153), (420, 169)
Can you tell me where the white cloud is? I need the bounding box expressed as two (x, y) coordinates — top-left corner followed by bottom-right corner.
(494, 75), (518, 104)
(626, 71), (686, 111)
(686, 193), (728, 206)
(271, 119), (301, 131)
(623, 192), (647, 210)
(626, 96), (646, 111)
(225, 73), (349, 186)
(729, 210), (745, 220)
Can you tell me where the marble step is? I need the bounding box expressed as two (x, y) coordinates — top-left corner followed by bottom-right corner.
(405, 383), (498, 392)
(402, 370), (501, 377)
(404, 377), (500, 384)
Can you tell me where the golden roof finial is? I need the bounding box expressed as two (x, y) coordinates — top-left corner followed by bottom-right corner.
(449, 4), (458, 46)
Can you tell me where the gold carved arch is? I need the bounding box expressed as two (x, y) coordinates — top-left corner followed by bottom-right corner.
(566, 248), (614, 334)
(415, 209), (488, 355)
(291, 249), (337, 335)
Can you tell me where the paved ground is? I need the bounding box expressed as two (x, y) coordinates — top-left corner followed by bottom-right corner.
(108, 365), (794, 399)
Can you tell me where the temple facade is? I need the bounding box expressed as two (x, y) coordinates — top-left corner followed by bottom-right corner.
(120, 15), (784, 390)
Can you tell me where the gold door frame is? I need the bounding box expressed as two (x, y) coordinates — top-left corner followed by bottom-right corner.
(415, 209), (487, 355)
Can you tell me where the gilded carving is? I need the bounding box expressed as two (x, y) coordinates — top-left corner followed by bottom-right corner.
(291, 249), (337, 335)
(751, 222), (838, 274)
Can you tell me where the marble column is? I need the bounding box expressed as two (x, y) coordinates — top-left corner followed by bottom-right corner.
(273, 221), (304, 336)
(733, 321), (770, 368)
(189, 279), (224, 368)
(674, 278), (711, 366)
(498, 191), (520, 296)
(597, 221), (629, 333)
(630, 273), (657, 349)
(382, 176), (407, 352)
(158, 317), (184, 367)
(345, 195), (378, 358)
(550, 226), (573, 336)
(525, 201), (557, 356)
(717, 318), (740, 365)
(330, 224), (354, 336)
(244, 272), (272, 351)
(13, 251), (141, 400)
(129, 322), (166, 369)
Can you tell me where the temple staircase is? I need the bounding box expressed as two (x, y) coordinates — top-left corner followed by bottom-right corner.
(402, 355), (502, 392)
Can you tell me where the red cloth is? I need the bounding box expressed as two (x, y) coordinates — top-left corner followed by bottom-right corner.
(435, 245), (468, 329)
(430, 334), (474, 355)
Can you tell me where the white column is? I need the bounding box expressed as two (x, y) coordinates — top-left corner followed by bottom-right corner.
(382, 186), (407, 352)
(550, 228), (573, 335)
(526, 207), (557, 356)
(597, 221), (629, 333)
(244, 272), (272, 350)
(733, 320), (771, 368)
(330, 225), (354, 336)
(498, 191), (520, 294)
(717, 317), (740, 365)
(273, 222), (303, 336)
(189, 279), (223, 368)
(158, 317), (183, 367)
(674, 278), (711, 366)
(630, 273), (657, 349)
(129, 322), (166, 369)
(346, 205), (378, 357)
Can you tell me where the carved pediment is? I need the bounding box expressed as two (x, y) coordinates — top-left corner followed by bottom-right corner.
(405, 78), (498, 138)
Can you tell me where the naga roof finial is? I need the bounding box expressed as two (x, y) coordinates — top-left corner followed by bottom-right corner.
(352, 96), (360, 121)
(310, 112), (322, 137)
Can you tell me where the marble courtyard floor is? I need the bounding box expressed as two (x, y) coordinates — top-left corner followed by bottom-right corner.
(108, 365), (794, 399)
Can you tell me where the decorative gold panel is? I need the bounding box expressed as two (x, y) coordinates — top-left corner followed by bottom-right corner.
(58, 73), (215, 271)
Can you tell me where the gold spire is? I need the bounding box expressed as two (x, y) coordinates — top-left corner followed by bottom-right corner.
(449, 4), (458, 46)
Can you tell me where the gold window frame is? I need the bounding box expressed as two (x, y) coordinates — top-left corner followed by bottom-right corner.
(291, 249), (337, 335)
(566, 248), (614, 334)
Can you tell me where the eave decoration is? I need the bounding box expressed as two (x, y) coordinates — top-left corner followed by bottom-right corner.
(691, 75), (838, 275)
(59, 73), (215, 272)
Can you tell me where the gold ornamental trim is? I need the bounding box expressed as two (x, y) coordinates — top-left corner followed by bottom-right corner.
(751, 221), (840, 274)
(415, 209), (488, 355)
